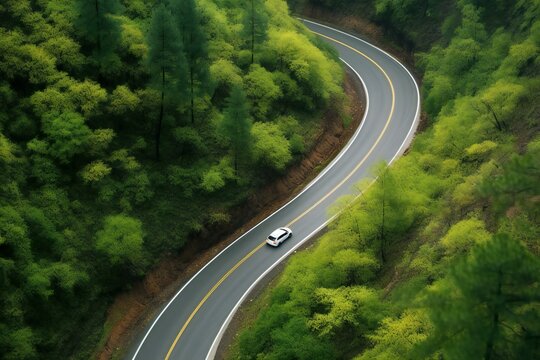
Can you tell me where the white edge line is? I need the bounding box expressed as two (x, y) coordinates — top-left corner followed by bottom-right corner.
(205, 60), (367, 360)
(205, 20), (421, 360)
(300, 58), (369, 187)
(301, 17), (421, 163)
(205, 218), (334, 360)
(130, 41), (371, 360)
(132, 18), (421, 360)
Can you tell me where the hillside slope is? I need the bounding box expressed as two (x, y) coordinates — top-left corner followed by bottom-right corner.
(231, 0), (540, 359)
(0, 0), (345, 358)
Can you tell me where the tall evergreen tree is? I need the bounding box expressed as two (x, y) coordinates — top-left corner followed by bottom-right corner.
(220, 86), (252, 174)
(359, 164), (411, 263)
(147, 3), (187, 160)
(75, 0), (122, 71)
(171, 0), (209, 124)
(419, 234), (540, 360)
(242, 0), (269, 64)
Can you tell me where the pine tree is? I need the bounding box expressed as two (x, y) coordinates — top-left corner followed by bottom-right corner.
(481, 150), (540, 218)
(220, 86), (252, 175)
(147, 3), (187, 160)
(242, 0), (268, 64)
(363, 164), (409, 263)
(171, 0), (209, 124)
(75, 0), (122, 71)
(419, 234), (540, 360)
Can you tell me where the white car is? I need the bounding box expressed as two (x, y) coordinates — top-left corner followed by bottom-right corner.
(266, 227), (292, 247)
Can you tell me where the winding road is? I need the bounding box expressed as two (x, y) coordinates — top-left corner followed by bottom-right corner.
(126, 19), (420, 360)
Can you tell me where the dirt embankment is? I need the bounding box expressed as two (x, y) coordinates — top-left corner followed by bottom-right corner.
(95, 68), (365, 360)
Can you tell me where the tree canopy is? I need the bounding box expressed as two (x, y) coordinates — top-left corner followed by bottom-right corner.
(0, 0), (344, 358)
(232, 0), (540, 359)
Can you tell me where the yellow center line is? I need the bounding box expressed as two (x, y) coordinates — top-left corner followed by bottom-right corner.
(286, 32), (395, 228)
(164, 30), (396, 359)
(165, 242), (266, 359)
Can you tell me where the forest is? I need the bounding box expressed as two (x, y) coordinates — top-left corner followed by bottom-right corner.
(231, 0), (540, 359)
(0, 0), (345, 358)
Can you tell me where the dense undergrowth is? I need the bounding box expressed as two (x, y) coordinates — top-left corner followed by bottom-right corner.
(0, 0), (344, 358)
(232, 0), (540, 359)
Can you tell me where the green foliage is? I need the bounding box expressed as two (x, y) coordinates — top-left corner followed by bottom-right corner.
(146, 4), (186, 94)
(252, 122), (292, 171)
(40, 112), (92, 163)
(233, 1), (540, 360)
(219, 86), (253, 173)
(201, 159), (235, 192)
(1, 327), (37, 360)
(310, 286), (384, 336)
(75, 0), (122, 72)
(242, 0), (269, 64)
(0, 0), (349, 357)
(95, 214), (144, 268)
(244, 64), (281, 119)
(30, 77), (107, 118)
(265, 28), (343, 107)
(146, 2), (187, 159)
(80, 160), (112, 183)
(440, 217), (490, 257)
(481, 140), (540, 217)
(356, 310), (432, 360)
(419, 234), (540, 360)
(109, 85), (141, 115)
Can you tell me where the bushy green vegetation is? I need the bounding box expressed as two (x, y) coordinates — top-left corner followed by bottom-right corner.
(232, 0), (540, 359)
(0, 0), (344, 358)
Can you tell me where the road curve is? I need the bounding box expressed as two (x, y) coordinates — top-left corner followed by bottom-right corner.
(126, 19), (420, 360)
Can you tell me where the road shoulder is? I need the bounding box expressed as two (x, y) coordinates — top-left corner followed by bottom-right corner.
(94, 67), (365, 360)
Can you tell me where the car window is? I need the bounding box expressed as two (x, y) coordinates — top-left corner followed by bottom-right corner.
(268, 235), (276, 240)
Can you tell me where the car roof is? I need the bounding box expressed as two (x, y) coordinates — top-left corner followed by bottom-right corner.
(269, 228), (287, 237)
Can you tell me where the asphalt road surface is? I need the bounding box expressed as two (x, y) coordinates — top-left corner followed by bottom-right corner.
(126, 19), (420, 360)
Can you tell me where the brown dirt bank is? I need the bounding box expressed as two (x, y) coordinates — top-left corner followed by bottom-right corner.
(216, 12), (428, 359)
(94, 67), (365, 360)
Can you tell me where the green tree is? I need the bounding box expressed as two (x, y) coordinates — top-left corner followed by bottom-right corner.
(146, 3), (187, 160)
(219, 86), (252, 174)
(481, 143), (540, 218)
(419, 234), (540, 360)
(252, 122), (291, 171)
(95, 214), (144, 268)
(478, 80), (526, 131)
(108, 85), (141, 115)
(0, 327), (37, 360)
(357, 310), (432, 360)
(358, 164), (413, 263)
(40, 112), (92, 164)
(242, 0), (268, 64)
(75, 0), (122, 72)
(244, 64), (281, 120)
(171, 0), (209, 123)
(440, 217), (490, 258)
(309, 286), (384, 337)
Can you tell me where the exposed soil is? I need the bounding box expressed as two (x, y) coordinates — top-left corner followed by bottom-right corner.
(215, 12), (426, 359)
(94, 67), (365, 360)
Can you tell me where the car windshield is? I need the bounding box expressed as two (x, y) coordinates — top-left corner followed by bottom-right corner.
(268, 235), (276, 240)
